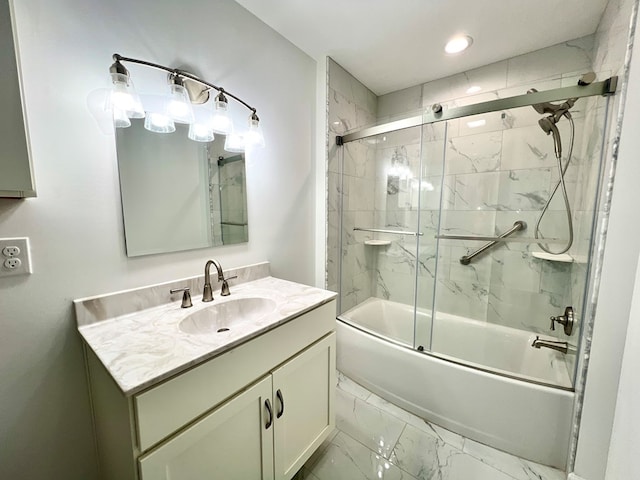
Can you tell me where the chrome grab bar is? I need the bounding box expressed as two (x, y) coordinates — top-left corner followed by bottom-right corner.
(354, 227), (423, 237)
(458, 221), (527, 265)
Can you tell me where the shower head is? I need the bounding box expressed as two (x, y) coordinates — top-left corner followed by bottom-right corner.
(539, 116), (562, 158)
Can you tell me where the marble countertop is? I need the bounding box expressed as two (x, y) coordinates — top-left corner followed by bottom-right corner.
(78, 276), (336, 396)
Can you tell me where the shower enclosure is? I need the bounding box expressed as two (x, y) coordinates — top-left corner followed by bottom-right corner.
(330, 77), (616, 469)
(334, 78), (615, 466)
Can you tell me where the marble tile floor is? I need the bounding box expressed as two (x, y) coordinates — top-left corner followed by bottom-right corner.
(294, 372), (566, 480)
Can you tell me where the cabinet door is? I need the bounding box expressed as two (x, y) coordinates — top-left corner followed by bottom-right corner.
(139, 375), (275, 480)
(272, 333), (336, 480)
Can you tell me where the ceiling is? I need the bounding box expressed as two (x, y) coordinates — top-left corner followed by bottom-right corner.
(234, 0), (609, 96)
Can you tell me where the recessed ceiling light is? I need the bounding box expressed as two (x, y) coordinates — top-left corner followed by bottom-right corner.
(445, 35), (473, 54)
(466, 85), (482, 94)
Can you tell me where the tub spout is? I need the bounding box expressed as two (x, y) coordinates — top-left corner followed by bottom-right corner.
(531, 336), (568, 354)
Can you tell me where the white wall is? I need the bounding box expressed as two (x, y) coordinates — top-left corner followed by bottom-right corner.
(605, 254), (640, 478)
(0, 0), (316, 478)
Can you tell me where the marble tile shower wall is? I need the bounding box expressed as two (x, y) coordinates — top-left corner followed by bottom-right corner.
(327, 59), (378, 309)
(371, 36), (611, 341)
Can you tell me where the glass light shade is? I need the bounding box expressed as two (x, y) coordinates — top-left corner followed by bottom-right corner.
(224, 132), (246, 153)
(245, 115), (265, 148)
(210, 96), (232, 134)
(113, 108), (131, 128)
(167, 84), (194, 124)
(188, 123), (215, 142)
(110, 73), (145, 118)
(144, 112), (176, 133)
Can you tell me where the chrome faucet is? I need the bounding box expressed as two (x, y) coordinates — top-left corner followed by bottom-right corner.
(550, 306), (574, 335)
(531, 336), (569, 354)
(203, 259), (224, 302)
(202, 259), (236, 301)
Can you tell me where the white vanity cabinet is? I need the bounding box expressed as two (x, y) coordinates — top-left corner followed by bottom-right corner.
(85, 299), (336, 480)
(139, 334), (335, 480)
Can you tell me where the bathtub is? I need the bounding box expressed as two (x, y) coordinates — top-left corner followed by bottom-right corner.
(337, 297), (574, 469)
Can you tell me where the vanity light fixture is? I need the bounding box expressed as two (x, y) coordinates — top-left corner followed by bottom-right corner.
(112, 108), (131, 128)
(167, 73), (195, 124)
(444, 35), (473, 54)
(246, 112), (265, 148)
(210, 92), (233, 135)
(144, 112), (176, 134)
(224, 131), (246, 153)
(107, 53), (264, 151)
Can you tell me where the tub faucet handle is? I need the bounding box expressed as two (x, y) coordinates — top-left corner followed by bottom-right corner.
(550, 306), (574, 336)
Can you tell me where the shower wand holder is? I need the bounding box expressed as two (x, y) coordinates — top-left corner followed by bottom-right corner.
(550, 306), (574, 336)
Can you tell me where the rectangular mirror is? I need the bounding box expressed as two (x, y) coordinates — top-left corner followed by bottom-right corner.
(0, 0), (36, 198)
(116, 119), (248, 257)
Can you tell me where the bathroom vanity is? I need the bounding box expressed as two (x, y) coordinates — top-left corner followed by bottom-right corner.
(75, 262), (336, 480)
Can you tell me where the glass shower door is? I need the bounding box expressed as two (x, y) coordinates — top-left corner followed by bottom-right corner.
(339, 125), (435, 349)
(421, 97), (608, 388)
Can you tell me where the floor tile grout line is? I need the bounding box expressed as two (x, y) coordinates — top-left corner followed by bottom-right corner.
(336, 428), (420, 480)
(389, 421), (408, 458)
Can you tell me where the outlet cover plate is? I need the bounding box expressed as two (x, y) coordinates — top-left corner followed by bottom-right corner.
(0, 237), (32, 277)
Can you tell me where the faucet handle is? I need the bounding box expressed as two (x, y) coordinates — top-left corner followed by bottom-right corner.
(550, 316), (556, 331)
(220, 275), (237, 297)
(170, 287), (193, 308)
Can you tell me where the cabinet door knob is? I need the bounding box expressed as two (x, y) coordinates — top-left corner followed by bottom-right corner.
(264, 398), (273, 429)
(276, 389), (285, 419)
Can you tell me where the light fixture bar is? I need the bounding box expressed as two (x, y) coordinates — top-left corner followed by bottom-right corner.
(112, 53), (257, 114)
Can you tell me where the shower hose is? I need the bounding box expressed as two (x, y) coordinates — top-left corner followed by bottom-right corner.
(534, 115), (575, 255)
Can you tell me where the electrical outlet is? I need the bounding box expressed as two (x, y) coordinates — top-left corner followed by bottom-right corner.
(0, 237), (32, 277)
(4, 257), (22, 269)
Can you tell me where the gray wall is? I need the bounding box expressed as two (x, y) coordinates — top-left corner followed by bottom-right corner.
(0, 0), (316, 478)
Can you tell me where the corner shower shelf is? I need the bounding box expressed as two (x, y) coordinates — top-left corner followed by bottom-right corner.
(531, 251), (574, 263)
(364, 240), (392, 246)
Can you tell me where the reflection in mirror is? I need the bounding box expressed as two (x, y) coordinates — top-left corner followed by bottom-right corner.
(116, 119), (248, 257)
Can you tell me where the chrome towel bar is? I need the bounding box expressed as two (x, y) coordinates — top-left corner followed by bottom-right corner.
(354, 227), (423, 237)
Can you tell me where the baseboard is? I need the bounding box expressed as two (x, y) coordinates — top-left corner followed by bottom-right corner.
(567, 473), (587, 480)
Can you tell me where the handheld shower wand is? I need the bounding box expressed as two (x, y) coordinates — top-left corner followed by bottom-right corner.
(525, 72), (595, 255)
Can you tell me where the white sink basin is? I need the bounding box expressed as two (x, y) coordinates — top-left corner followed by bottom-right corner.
(179, 297), (277, 335)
